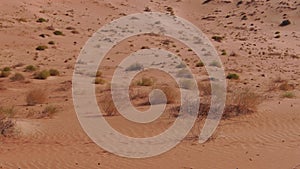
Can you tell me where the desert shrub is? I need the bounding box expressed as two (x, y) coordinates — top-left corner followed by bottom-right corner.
(0, 107), (16, 137)
(195, 61), (204, 67)
(136, 77), (154, 86)
(48, 41), (55, 45)
(176, 62), (186, 68)
(36, 45), (48, 51)
(2, 67), (11, 72)
(96, 71), (102, 77)
(221, 49), (227, 55)
(94, 78), (106, 84)
(212, 36), (223, 42)
(36, 18), (48, 23)
(228, 89), (260, 115)
(37, 105), (58, 119)
(49, 69), (60, 76)
(0, 71), (10, 78)
(282, 92), (295, 98)
(34, 70), (50, 79)
(209, 61), (221, 68)
(227, 73), (239, 80)
(53, 30), (64, 36)
(153, 86), (178, 104)
(25, 65), (37, 72)
(179, 79), (196, 90)
(10, 73), (25, 81)
(26, 89), (47, 106)
(279, 81), (293, 91)
(99, 92), (117, 116)
(176, 69), (193, 78)
(125, 63), (143, 71)
(0, 107), (15, 118)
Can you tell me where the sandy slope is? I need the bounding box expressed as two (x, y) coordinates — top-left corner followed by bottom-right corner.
(0, 0), (299, 168)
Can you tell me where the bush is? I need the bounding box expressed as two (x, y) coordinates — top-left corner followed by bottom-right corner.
(36, 45), (48, 51)
(125, 63), (143, 71)
(96, 71), (102, 77)
(176, 69), (193, 78)
(229, 89), (260, 115)
(49, 69), (60, 76)
(136, 77), (154, 86)
(26, 89), (47, 106)
(282, 92), (295, 98)
(154, 86), (178, 104)
(36, 18), (48, 23)
(195, 61), (204, 67)
(94, 78), (105, 84)
(53, 30), (64, 36)
(0, 114), (15, 137)
(10, 73), (25, 81)
(37, 105), (58, 118)
(0, 71), (10, 78)
(48, 41), (55, 45)
(227, 73), (239, 80)
(34, 70), (50, 79)
(279, 81), (293, 91)
(25, 65), (37, 72)
(2, 67), (11, 72)
(209, 61), (221, 68)
(212, 36), (223, 42)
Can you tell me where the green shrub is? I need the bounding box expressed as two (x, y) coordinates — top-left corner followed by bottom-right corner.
(36, 18), (48, 23)
(36, 45), (48, 51)
(10, 73), (25, 81)
(195, 61), (204, 67)
(282, 92), (295, 98)
(48, 41), (55, 45)
(2, 67), (11, 72)
(94, 78), (106, 84)
(0, 71), (10, 78)
(49, 69), (60, 76)
(53, 30), (64, 36)
(227, 73), (239, 80)
(25, 65), (37, 72)
(125, 63), (144, 71)
(34, 70), (50, 80)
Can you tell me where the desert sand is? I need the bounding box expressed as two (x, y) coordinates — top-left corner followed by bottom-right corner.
(0, 0), (299, 168)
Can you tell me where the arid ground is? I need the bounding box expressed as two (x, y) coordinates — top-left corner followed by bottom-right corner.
(0, 0), (299, 168)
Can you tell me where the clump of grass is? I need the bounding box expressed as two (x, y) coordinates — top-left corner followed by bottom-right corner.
(53, 30), (64, 36)
(37, 105), (58, 119)
(212, 36), (223, 42)
(49, 69), (60, 76)
(2, 67), (11, 72)
(34, 70), (50, 80)
(36, 18), (48, 23)
(125, 63), (144, 71)
(175, 62), (186, 68)
(279, 81), (293, 91)
(0, 71), (10, 78)
(195, 61), (204, 67)
(10, 73), (25, 81)
(209, 61), (221, 68)
(282, 92), (295, 98)
(48, 41), (55, 45)
(96, 71), (102, 77)
(36, 45), (48, 51)
(227, 73), (239, 80)
(26, 89), (47, 106)
(136, 77), (154, 86)
(0, 112), (15, 137)
(94, 78), (106, 84)
(25, 65), (37, 72)
(176, 69), (193, 78)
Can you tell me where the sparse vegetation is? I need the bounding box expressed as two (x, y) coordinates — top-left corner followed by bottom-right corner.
(36, 45), (48, 51)
(195, 61), (204, 67)
(209, 61), (221, 68)
(34, 70), (50, 80)
(0, 71), (10, 78)
(282, 92), (295, 98)
(53, 30), (64, 36)
(25, 65), (37, 72)
(198, 82), (211, 96)
(49, 69), (60, 76)
(26, 89), (47, 106)
(36, 18), (48, 23)
(48, 41), (55, 45)
(125, 63), (143, 71)
(176, 62), (187, 68)
(37, 105), (58, 118)
(227, 73), (239, 80)
(94, 78), (106, 84)
(136, 77), (154, 86)
(179, 79), (196, 90)
(212, 36), (223, 42)
(176, 69), (193, 78)
(10, 73), (25, 81)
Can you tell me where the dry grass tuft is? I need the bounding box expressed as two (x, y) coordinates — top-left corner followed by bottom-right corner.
(0, 107), (16, 137)
(26, 89), (47, 106)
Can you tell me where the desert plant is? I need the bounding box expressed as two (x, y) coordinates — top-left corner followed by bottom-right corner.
(279, 81), (293, 91)
(2, 67), (11, 72)
(0, 71), (10, 78)
(25, 65), (37, 72)
(282, 92), (295, 98)
(26, 89), (47, 106)
(176, 69), (193, 78)
(48, 41), (55, 45)
(179, 79), (196, 90)
(136, 77), (154, 86)
(94, 78), (105, 84)
(125, 63), (143, 71)
(37, 105), (58, 118)
(227, 73), (239, 80)
(198, 82), (211, 96)
(209, 61), (221, 68)
(195, 61), (204, 67)
(53, 30), (64, 36)
(212, 36), (223, 42)
(153, 86), (178, 104)
(229, 89), (260, 115)
(49, 69), (60, 76)
(36, 45), (48, 51)
(0, 114), (15, 137)
(96, 71), (102, 77)
(36, 18), (48, 23)
(34, 70), (50, 79)
(10, 73), (25, 81)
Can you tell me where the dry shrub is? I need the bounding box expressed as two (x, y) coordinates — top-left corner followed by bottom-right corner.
(154, 85), (178, 104)
(98, 91), (117, 116)
(37, 105), (58, 119)
(0, 107), (16, 137)
(10, 73), (25, 81)
(279, 81), (294, 91)
(198, 81), (211, 96)
(136, 77), (154, 86)
(26, 89), (47, 106)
